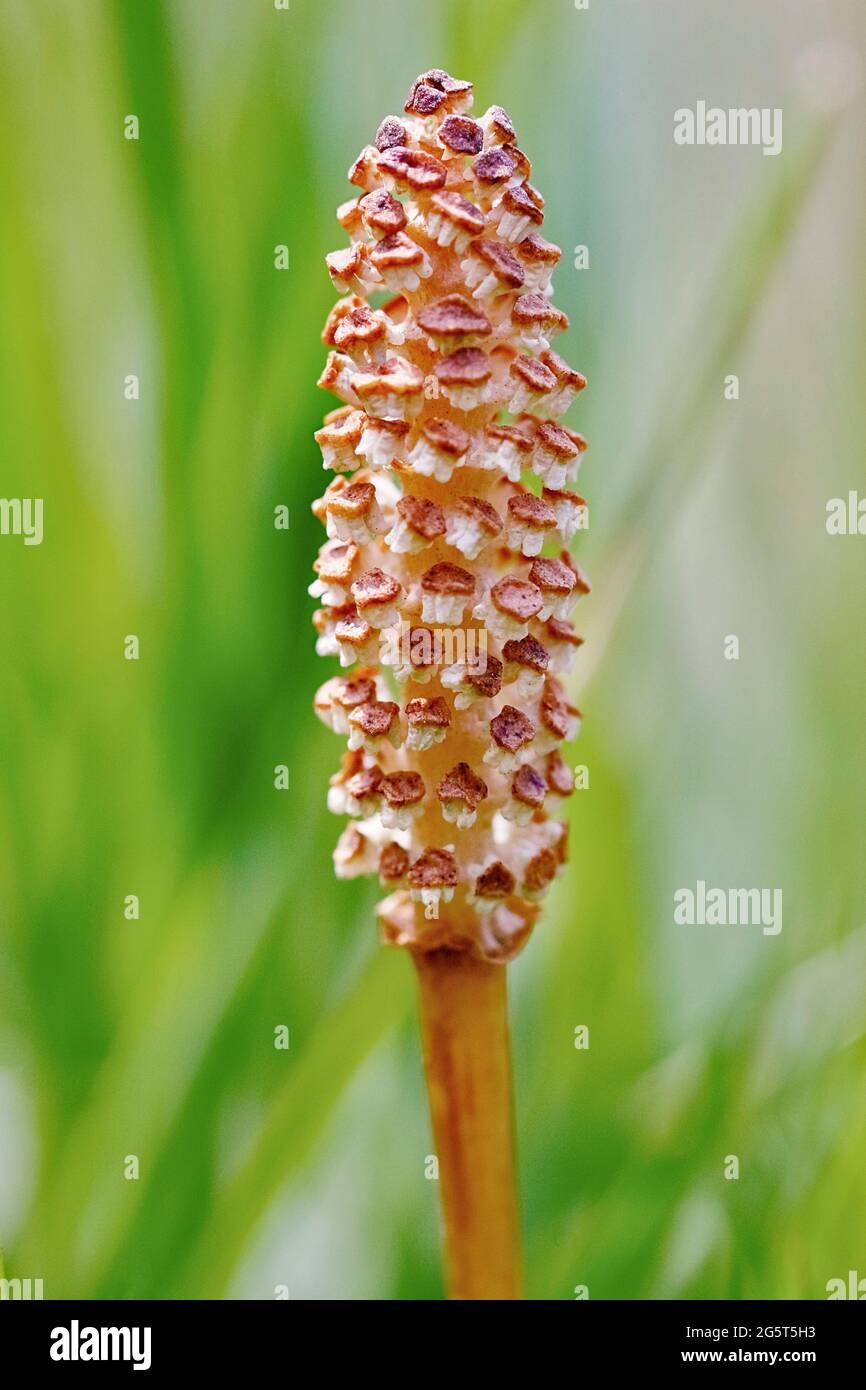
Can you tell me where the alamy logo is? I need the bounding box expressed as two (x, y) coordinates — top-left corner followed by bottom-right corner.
(50, 1320), (152, 1372)
(826, 1270), (866, 1299)
(674, 101), (782, 156)
(379, 618), (488, 675)
(0, 1276), (44, 1299)
(0, 497), (43, 546)
(674, 880), (783, 936)
(826, 491), (866, 535)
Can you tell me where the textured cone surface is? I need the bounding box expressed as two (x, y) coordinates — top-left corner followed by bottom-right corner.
(312, 69), (589, 962)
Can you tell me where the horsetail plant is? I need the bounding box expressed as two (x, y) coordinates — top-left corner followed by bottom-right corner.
(311, 69), (590, 1300)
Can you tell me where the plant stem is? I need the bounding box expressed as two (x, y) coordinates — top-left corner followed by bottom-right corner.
(412, 947), (522, 1300)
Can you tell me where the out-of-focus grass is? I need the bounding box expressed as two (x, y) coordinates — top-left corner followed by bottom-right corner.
(1, 0), (864, 1300)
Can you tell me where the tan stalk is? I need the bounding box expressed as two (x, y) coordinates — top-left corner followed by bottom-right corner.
(413, 947), (520, 1299)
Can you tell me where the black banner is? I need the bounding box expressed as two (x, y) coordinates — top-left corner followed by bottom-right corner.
(0, 1298), (862, 1373)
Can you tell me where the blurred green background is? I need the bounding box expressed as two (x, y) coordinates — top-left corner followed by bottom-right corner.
(1, 0), (864, 1300)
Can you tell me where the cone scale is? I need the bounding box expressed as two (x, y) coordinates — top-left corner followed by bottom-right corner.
(311, 68), (590, 1299)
